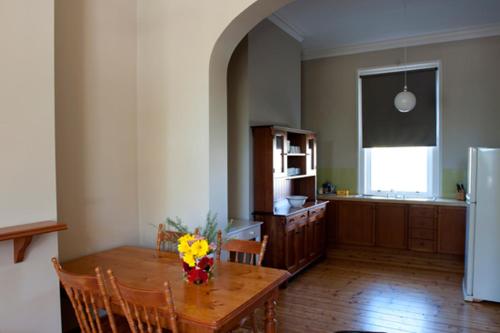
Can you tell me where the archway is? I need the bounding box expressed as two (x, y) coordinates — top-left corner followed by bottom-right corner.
(208, 0), (295, 222)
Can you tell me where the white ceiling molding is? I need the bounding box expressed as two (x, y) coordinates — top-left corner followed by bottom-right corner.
(302, 23), (500, 61)
(268, 14), (304, 43)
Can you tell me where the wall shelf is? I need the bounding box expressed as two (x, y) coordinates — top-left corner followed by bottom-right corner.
(0, 220), (67, 263)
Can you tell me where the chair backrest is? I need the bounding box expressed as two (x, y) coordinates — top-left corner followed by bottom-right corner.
(215, 229), (223, 260)
(51, 258), (117, 333)
(107, 270), (178, 333)
(156, 224), (183, 252)
(156, 224), (201, 252)
(218, 235), (269, 266)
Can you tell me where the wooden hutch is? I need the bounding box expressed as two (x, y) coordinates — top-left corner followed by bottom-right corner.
(252, 126), (328, 276)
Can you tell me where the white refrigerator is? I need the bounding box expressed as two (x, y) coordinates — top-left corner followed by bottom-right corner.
(464, 147), (500, 302)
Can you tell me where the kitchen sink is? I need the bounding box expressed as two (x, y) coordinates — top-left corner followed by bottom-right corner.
(355, 194), (436, 202)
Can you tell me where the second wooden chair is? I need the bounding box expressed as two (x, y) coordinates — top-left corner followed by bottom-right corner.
(107, 269), (178, 333)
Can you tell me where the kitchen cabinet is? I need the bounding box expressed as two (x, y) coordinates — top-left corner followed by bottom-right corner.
(326, 199), (466, 256)
(375, 204), (408, 249)
(337, 202), (375, 246)
(438, 207), (466, 255)
(409, 206), (437, 252)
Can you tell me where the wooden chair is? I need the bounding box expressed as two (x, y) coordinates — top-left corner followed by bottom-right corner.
(156, 224), (201, 252)
(216, 231), (269, 267)
(51, 257), (118, 333)
(216, 232), (269, 332)
(107, 269), (178, 333)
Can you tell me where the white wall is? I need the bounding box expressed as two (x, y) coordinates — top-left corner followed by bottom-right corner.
(0, 1), (61, 332)
(55, 0), (140, 261)
(228, 19), (302, 219)
(137, 0), (292, 245)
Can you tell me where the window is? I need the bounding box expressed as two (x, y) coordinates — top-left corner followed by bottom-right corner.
(358, 62), (440, 198)
(363, 146), (437, 197)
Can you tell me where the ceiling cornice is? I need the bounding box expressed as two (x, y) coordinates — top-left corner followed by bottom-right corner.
(302, 23), (500, 61)
(267, 13), (304, 43)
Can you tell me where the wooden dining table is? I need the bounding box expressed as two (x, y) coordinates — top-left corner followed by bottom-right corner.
(63, 246), (290, 333)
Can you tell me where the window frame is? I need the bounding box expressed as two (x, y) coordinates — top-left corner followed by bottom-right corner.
(357, 61), (441, 198)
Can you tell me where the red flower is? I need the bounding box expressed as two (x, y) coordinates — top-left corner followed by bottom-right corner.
(197, 256), (212, 271)
(187, 268), (208, 284)
(182, 261), (192, 272)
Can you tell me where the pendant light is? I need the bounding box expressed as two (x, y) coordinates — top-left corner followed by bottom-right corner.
(394, 0), (416, 113)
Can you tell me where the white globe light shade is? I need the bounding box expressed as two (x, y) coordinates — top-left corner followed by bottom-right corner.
(394, 89), (416, 113)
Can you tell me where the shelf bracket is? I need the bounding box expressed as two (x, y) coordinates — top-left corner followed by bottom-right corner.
(13, 236), (33, 263)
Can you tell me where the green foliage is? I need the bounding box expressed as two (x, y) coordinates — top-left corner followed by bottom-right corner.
(160, 211), (225, 244)
(201, 211), (218, 244)
(165, 216), (190, 234)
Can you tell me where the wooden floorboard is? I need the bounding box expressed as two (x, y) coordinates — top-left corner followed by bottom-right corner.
(248, 246), (500, 333)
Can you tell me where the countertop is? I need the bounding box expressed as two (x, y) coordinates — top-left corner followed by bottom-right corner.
(318, 194), (467, 207)
(271, 200), (328, 216)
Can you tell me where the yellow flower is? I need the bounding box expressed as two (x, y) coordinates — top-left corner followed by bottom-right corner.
(190, 240), (209, 257)
(178, 234), (194, 244)
(177, 234), (195, 254)
(177, 239), (191, 254)
(183, 253), (196, 267)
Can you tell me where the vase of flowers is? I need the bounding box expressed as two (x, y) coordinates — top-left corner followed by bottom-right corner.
(178, 233), (216, 284)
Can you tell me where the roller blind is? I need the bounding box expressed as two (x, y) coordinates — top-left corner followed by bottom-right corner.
(361, 68), (437, 148)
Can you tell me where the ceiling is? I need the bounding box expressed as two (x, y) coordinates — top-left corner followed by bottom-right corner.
(271, 0), (500, 59)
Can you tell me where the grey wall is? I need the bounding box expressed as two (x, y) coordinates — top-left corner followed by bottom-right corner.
(248, 19), (302, 127)
(228, 19), (302, 219)
(302, 36), (500, 197)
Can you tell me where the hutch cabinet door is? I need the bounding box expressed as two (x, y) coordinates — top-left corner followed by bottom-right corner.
(305, 133), (317, 176)
(337, 202), (375, 246)
(272, 130), (287, 178)
(308, 204), (326, 258)
(296, 221), (308, 268)
(285, 223), (298, 272)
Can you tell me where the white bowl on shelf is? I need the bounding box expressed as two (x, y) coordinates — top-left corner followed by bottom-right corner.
(286, 195), (308, 208)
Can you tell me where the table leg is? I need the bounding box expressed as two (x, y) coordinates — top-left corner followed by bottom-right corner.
(264, 294), (277, 333)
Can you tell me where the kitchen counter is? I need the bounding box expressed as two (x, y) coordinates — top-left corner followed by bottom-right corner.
(318, 194), (467, 207)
